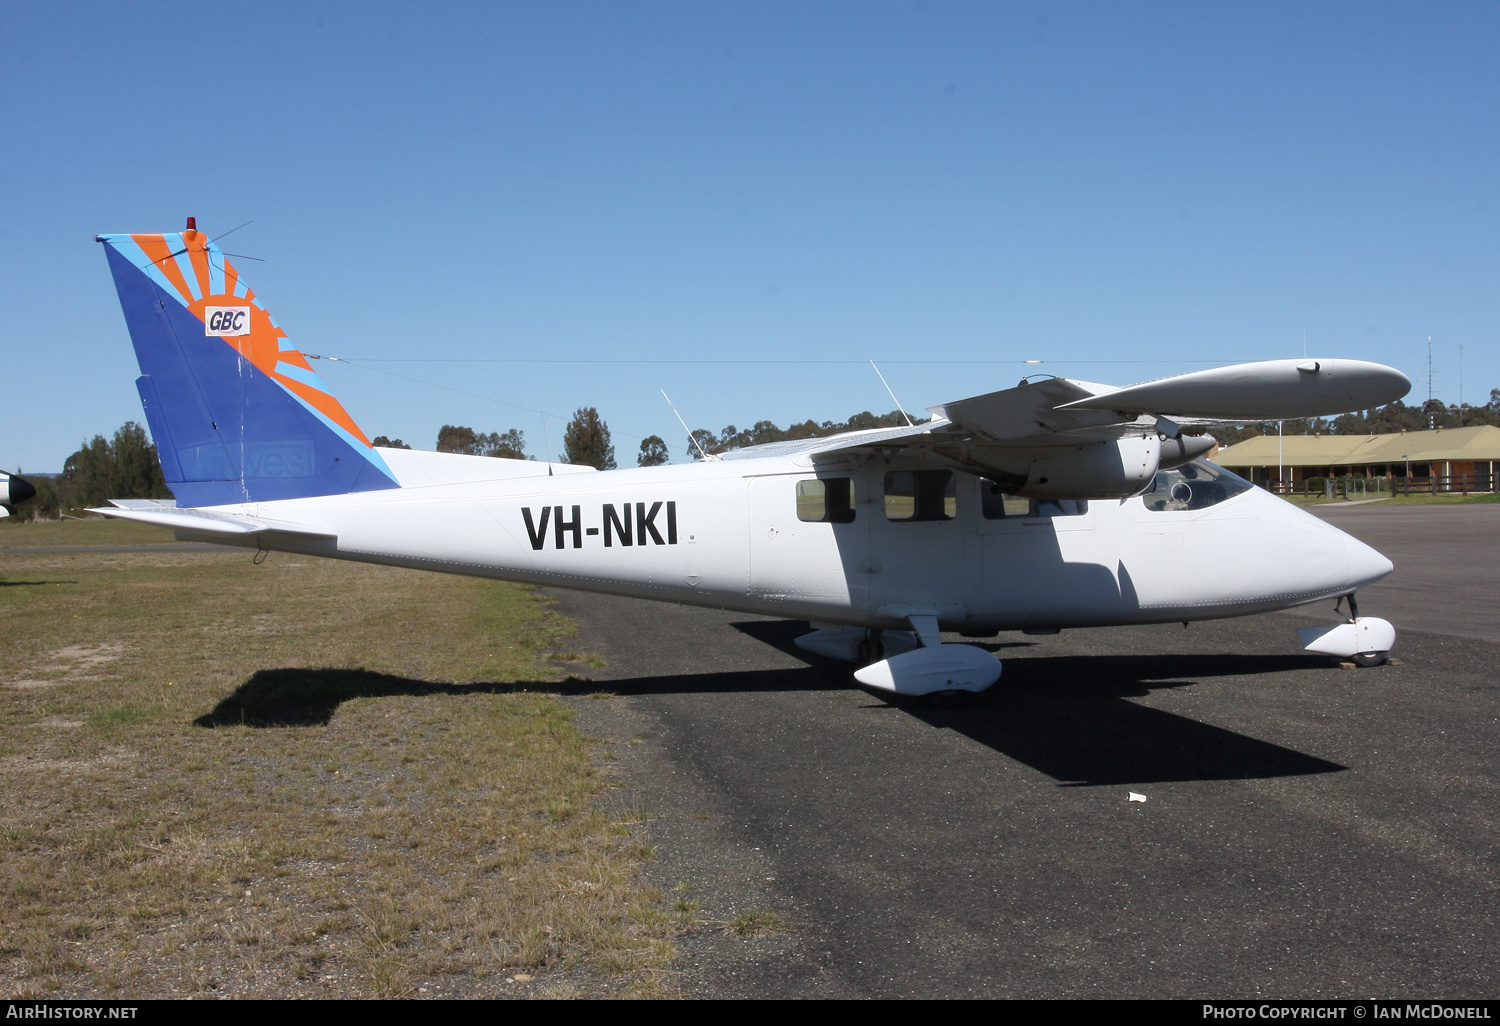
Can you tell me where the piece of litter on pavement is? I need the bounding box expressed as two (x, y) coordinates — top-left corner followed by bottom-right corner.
(1128, 792), (1147, 803)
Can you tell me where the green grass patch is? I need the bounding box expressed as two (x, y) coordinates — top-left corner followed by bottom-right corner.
(0, 517), (178, 547)
(1369, 491), (1500, 505)
(85, 705), (157, 729)
(1277, 491), (1500, 507)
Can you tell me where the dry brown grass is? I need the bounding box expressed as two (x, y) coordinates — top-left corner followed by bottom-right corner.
(0, 524), (687, 998)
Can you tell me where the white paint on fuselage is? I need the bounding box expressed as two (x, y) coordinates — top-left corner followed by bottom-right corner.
(186, 456), (1391, 633)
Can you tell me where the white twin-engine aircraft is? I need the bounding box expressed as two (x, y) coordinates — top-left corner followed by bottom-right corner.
(94, 224), (1409, 702)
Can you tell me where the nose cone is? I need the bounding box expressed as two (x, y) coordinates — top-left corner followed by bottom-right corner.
(2, 473), (35, 506)
(1348, 535), (1394, 588)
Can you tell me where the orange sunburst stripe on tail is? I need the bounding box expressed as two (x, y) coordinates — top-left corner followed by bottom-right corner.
(131, 234), (195, 305)
(269, 371), (373, 446)
(223, 256), (243, 297)
(185, 232), (212, 299)
(276, 350), (315, 372)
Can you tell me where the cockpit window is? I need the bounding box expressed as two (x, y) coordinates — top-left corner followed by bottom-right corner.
(1141, 460), (1253, 512)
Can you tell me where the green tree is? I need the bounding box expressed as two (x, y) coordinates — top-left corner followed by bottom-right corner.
(111, 421), (166, 499)
(487, 429), (528, 460)
(436, 425), (482, 454)
(436, 425), (528, 459)
(370, 435), (411, 449)
(684, 408), (921, 457)
(60, 421), (170, 510)
(637, 435), (669, 467)
(562, 408), (615, 470)
(686, 428), (717, 459)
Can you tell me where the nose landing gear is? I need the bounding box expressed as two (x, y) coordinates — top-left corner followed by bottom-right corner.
(1298, 592), (1395, 666)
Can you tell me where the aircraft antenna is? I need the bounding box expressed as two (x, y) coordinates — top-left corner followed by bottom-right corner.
(207, 220), (254, 245)
(869, 360), (914, 427)
(662, 390), (716, 461)
(1428, 337), (1435, 430)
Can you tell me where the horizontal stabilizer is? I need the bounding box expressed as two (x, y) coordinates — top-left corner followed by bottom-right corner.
(1056, 359), (1411, 421)
(90, 503), (336, 540)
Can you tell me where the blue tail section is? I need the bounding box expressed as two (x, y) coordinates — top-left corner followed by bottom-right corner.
(98, 227), (399, 507)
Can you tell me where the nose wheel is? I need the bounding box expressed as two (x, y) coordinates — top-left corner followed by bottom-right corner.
(1300, 592), (1396, 667)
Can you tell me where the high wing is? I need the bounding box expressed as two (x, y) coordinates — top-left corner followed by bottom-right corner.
(720, 359), (1411, 499)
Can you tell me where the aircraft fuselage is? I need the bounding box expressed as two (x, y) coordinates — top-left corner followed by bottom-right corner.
(193, 454), (1391, 635)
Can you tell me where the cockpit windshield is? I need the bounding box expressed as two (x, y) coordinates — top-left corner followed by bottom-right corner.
(1140, 459), (1253, 512)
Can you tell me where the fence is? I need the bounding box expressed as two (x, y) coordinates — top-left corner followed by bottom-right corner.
(1266, 473), (1494, 497)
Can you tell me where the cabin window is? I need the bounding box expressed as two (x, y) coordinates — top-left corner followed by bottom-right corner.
(884, 470), (956, 521)
(1035, 499), (1089, 517)
(980, 479), (1087, 518)
(980, 480), (1033, 519)
(796, 478), (856, 523)
(1141, 459), (1253, 512)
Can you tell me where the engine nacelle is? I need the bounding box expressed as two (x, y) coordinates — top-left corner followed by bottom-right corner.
(0, 472), (36, 510)
(1016, 435), (1160, 500)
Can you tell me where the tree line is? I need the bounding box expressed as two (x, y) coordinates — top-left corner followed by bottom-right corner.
(9, 393), (1498, 520)
(8, 421), (171, 519)
(683, 409), (919, 458)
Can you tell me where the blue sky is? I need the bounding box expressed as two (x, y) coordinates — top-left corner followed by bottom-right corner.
(4, 1), (1497, 471)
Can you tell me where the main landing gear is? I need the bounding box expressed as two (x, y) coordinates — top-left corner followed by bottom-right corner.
(794, 617), (1002, 706)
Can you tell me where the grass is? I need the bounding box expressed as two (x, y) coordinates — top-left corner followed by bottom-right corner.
(1277, 491), (1500, 507)
(0, 517), (180, 547)
(724, 911), (788, 938)
(0, 543), (690, 998)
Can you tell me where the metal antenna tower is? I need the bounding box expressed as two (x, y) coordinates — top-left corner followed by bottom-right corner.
(1428, 337), (1435, 430)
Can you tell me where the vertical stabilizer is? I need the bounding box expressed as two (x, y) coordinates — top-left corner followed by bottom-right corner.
(98, 224), (399, 507)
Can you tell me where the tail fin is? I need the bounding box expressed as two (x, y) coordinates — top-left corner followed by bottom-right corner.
(97, 222), (399, 507)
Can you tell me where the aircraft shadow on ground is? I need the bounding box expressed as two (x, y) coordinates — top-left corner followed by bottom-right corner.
(0, 579), (76, 587)
(198, 656), (844, 728)
(723, 619), (1348, 787)
(201, 620), (1346, 786)
(194, 670), (560, 728)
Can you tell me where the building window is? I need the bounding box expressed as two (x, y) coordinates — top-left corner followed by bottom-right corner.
(884, 470), (956, 521)
(796, 478), (856, 523)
